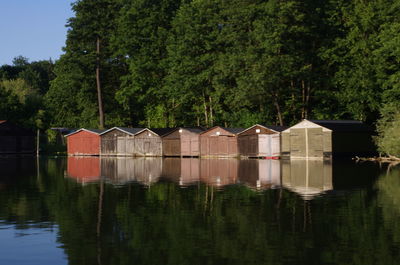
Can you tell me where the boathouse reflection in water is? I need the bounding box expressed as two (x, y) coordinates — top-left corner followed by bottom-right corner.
(66, 157), (333, 199)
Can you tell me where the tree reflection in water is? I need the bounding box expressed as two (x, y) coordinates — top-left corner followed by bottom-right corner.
(0, 157), (399, 265)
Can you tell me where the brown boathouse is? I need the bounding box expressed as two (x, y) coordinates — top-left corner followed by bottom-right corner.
(238, 124), (286, 158)
(281, 119), (375, 159)
(100, 127), (144, 156)
(162, 127), (204, 157)
(133, 128), (170, 157)
(200, 126), (244, 157)
(66, 128), (104, 156)
(0, 120), (35, 154)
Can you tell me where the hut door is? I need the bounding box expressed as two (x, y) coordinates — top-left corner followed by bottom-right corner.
(259, 135), (270, 156)
(144, 141), (150, 154)
(117, 137), (126, 155)
(307, 128), (323, 157)
(290, 129), (306, 157)
(271, 135), (281, 156)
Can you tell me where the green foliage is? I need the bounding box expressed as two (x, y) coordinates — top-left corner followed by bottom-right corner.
(375, 109), (400, 157)
(4, 0), (400, 150)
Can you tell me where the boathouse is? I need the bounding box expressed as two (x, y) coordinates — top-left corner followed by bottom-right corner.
(238, 124), (286, 158)
(133, 128), (175, 157)
(0, 120), (35, 154)
(162, 127), (204, 157)
(281, 119), (375, 159)
(100, 127), (144, 156)
(66, 128), (104, 156)
(199, 126), (244, 157)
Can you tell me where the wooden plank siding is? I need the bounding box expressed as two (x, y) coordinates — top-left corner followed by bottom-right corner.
(199, 127), (244, 157)
(162, 128), (203, 157)
(133, 129), (163, 157)
(66, 129), (103, 156)
(237, 124), (284, 158)
(100, 128), (135, 156)
(281, 119), (374, 159)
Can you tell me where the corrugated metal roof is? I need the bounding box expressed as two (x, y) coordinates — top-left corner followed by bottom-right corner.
(308, 120), (373, 132)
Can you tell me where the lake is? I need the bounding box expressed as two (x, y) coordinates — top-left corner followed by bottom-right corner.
(0, 157), (399, 265)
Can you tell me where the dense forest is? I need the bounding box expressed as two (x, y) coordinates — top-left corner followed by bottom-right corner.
(1, 0), (400, 154)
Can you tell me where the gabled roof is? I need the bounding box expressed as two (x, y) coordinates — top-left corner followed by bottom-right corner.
(99, 127), (145, 136)
(283, 119), (373, 133)
(65, 128), (106, 137)
(238, 124), (288, 135)
(200, 126), (245, 135)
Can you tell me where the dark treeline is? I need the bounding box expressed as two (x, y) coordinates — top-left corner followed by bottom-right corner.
(1, 0), (400, 153)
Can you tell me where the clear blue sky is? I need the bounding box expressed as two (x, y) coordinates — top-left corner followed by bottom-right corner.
(0, 0), (74, 65)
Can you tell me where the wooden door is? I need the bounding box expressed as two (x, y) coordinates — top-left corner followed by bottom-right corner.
(290, 128), (306, 157)
(307, 128), (323, 158)
(117, 137), (126, 156)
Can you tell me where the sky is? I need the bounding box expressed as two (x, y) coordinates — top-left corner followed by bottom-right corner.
(0, 0), (75, 65)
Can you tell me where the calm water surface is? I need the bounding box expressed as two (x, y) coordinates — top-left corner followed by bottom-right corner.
(0, 157), (399, 265)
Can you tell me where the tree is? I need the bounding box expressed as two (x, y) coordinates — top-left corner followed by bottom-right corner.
(47, 0), (124, 129)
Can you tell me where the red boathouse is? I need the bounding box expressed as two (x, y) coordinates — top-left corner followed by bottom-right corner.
(66, 128), (105, 156)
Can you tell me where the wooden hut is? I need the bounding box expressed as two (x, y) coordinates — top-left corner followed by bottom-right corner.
(162, 127), (204, 157)
(66, 128), (104, 156)
(281, 119), (375, 159)
(0, 120), (35, 154)
(66, 156), (100, 184)
(133, 128), (175, 157)
(238, 124), (287, 158)
(281, 159), (332, 200)
(199, 126), (245, 157)
(100, 127), (144, 156)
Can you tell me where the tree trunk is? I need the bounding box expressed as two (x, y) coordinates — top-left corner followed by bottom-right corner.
(272, 92), (283, 126)
(209, 95), (213, 127)
(96, 37), (105, 129)
(203, 91), (208, 127)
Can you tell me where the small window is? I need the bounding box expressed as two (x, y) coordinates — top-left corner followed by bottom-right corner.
(179, 129), (183, 133)
(216, 131), (220, 136)
(255, 129), (261, 133)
